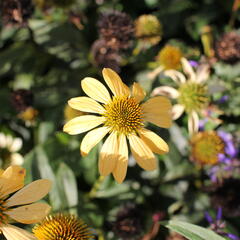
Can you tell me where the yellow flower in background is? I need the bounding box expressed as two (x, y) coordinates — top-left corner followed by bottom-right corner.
(135, 14), (162, 46)
(63, 68), (172, 183)
(33, 214), (93, 240)
(0, 166), (51, 240)
(190, 131), (224, 165)
(152, 58), (209, 134)
(157, 45), (182, 70)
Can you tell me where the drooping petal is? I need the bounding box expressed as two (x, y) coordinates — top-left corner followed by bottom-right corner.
(188, 111), (199, 135)
(164, 70), (186, 84)
(9, 138), (22, 152)
(112, 134), (128, 183)
(68, 97), (105, 114)
(5, 179), (51, 207)
(129, 134), (157, 171)
(151, 86), (179, 99)
(172, 104), (185, 120)
(1, 224), (37, 240)
(102, 68), (130, 96)
(181, 58), (196, 82)
(138, 128), (169, 154)
(80, 127), (110, 156)
(132, 82), (146, 102)
(6, 203), (51, 224)
(196, 64), (210, 83)
(142, 96), (172, 128)
(81, 77), (111, 104)
(99, 131), (118, 176)
(63, 115), (105, 135)
(0, 166), (25, 197)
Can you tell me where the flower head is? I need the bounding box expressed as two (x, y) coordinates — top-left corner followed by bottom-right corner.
(156, 45), (182, 70)
(190, 131), (225, 165)
(63, 68), (172, 183)
(152, 58), (210, 134)
(0, 133), (24, 168)
(33, 214), (93, 240)
(135, 14), (162, 46)
(97, 10), (135, 50)
(0, 166), (51, 240)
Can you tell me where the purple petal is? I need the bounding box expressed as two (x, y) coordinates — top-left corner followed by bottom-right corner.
(217, 207), (222, 221)
(226, 233), (240, 240)
(205, 212), (213, 223)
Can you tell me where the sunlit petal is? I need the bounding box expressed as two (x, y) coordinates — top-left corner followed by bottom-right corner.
(102, 68), (130, 96)
(132, 82), (146, 102)
(5, 179), (51, 207)
(68, 97), (105, 114)
(99, 132), (118, 176)
(112, 134), (128, 183)
(81, 127), (110, 156)
(142, 96), (172, 128)
(129, 134), (157, 170)
(164, 70), (186, 84)
(6, 203), (51, 224)
(181, 58), (196, 82)
(139, 128), (169, 154)
(188, 111), (199, 135)
(63, 115), (105, 135)
(1, 224), (37, 240)
(81, 77), (111, 104)
(172, 104), (185, 120)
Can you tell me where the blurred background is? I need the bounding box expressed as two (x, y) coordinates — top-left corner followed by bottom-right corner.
(0, 0), (240, 239)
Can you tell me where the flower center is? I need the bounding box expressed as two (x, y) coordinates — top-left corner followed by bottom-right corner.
(178, 82), (209, 113)
(33, 214), (93, 240)
(191, 131), (225, 165)
(0, 198), (8, 224)
(103, 96), (144, 135)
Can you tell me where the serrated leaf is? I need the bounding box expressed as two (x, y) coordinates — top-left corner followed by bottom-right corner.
(161, 220), (225, 240)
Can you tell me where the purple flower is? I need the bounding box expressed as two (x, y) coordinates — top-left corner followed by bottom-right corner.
(189, 60), (199, 68)
(218, 95), (229, 104)
(205, 208), (240, 240)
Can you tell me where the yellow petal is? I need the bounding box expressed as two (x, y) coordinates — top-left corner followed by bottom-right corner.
(81, 77), (111, 104)
(132, 82), (146, 102)
(5, 179), (51, 207)
(139, 128), (169, 154)
(68, 97), (105, 114)
(6, 203), (51, 224)
(0, 166), (25, 197)
(63, 115), (105, 135)
(81, 127), (110, 156)
(102, 68), (130, 96)
(142, 96), (172, 128)
(99, 132), (118, 176)
(112, 134), (128, 183)
(1, 224), (37, 240)
(128, 134), (157, 171)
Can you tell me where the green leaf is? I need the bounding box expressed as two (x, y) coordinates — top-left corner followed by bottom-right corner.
(56, 163), (78, 209)
(161, 220), (225, 240)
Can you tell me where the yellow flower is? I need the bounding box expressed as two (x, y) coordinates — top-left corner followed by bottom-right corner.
(32, 214), (93, 240)
(190, 131), (225, 165)
(135, 14), (162, 45)
(0, 166), (51, 240)
(152, 58), (209, 134)
(156, 45), (182, 70)
(63, 68), (172, 183)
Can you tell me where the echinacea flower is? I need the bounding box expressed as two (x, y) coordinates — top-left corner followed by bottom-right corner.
(0, 166), (51, 240)
(152, 58), (210, 134)
(0, 133), (24, 168)
(63, 68), (172, 183)
(190, 131), (225, 165)
(32, 214), (93, 240)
